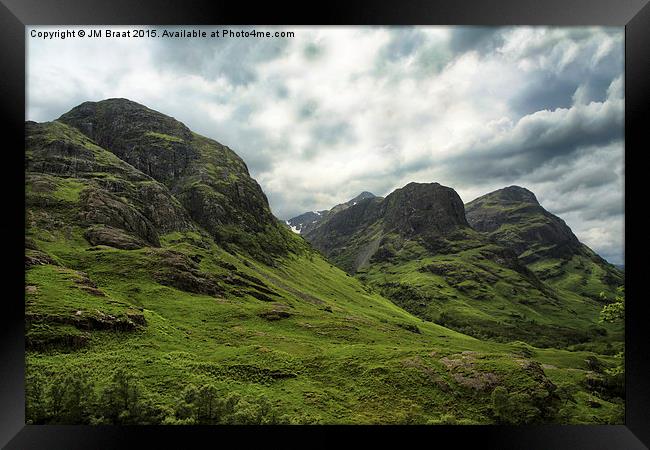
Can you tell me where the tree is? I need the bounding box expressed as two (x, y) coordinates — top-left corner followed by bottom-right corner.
(60, 370), (96, 423)
(100, 369), (143, 424)
(599, 286), (624, 323)
(47, 377), (67, 420)
(39, 369), (97, 424)
(174, 384), (199, 422)
(196, 384), (219, 424)
(599, 287), (625, 378)
(25, 372), (47, 424)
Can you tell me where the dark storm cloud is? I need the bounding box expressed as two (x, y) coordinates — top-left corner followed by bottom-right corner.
(443, 95), (623, 184)
(151, 27), (289, 85)
(448, 27), (505, 54)
(510, 39), (623, 116)
(511, 76), (578, 116)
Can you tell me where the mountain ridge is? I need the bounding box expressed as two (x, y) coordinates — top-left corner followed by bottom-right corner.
(299, 181), (622, 348)
(286, 191), (377, 235)
(465, 186), (623, 301)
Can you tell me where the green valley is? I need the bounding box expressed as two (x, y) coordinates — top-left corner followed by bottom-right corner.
(25, 99), (624, 425)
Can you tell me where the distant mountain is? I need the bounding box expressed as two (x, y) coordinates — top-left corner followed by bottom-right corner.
(285, 210), (328, 234)
(286, 191), (376, 235)
(304, 182), (469, 272)
(300, 182), (619, 347)
(465, 186), (623, 300)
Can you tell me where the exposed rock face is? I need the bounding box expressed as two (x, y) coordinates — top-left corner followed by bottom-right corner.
(58, 99), (196, 185)
(380, 182), (468, 237)
(304, 182), (471, 273)
(57, 98), (296, 260)
(25, 120), (150, 179)
(25, 120), (194, 250)
(79, 188), (161, 247)
(154, 250), (225, 296)
(308, 197), (383, 242)
(465, 186), (583, 262)
(83, 225), (147, 250)
(464, 185), (623, 297)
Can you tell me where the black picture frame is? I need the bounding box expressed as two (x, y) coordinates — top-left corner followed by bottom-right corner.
(2, 0), (648, 448)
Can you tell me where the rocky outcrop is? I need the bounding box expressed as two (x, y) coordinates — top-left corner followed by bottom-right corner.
(380, 182), (468, 237)
(58, 99), (196, 185)
(303, 182), (470, 272)
(154, 250), (225, 296)
(465, 186), (584, 262)
(79, 188), (161, 247)
(25, 119), (195, 250)
(57, 99), (298, 259)
(83, 225), (147, 250)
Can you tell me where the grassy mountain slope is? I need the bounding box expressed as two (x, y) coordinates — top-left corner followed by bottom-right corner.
(25, 102), (623, 425)
(25, 229), (623, 424)
(57, 98), (300, 263)
(302, 182), (621, 349)
(465, 186), (624, 302)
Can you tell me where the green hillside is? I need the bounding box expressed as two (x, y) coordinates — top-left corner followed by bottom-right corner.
(25, 100), (623, 425)
(302, 182), (622, 349)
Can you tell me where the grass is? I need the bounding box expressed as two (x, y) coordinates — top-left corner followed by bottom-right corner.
(24, 112), (624, 425)
(356, 234), (621, 349)
(25, 224), (624, 424)
(144, 131), (185, 143)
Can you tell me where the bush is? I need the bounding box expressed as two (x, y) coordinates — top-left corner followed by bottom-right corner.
(491, 386), (553, 424)
(585, 355), (603, 373)
(99, 369), (143, 424)
(172, 384), (285, 425)
(27, 369), (289, 425)
(25, 372), (47, 424)
(46, 370), (96, 424)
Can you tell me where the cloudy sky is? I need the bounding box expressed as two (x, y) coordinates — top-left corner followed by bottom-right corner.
(27, 26), (624, 264)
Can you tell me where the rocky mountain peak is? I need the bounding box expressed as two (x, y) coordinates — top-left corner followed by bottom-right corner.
(465, 186), (587, 263)
(489, 185), (539, 204)
(287, 192), (378, 235)
(348, 191), (376, 205)
(60, 98), (192, 141)
(58, 99), (198, 186)
(54, 98), (300, 262)
(381, 182), (469, 236)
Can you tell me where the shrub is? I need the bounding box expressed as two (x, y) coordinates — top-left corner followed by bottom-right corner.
(25, 372), (47, 424)
(491, 386), (546, 425)
(99, 369), (150, 424)
(26, 369), (97, 424)
(585, 355), (603, 373)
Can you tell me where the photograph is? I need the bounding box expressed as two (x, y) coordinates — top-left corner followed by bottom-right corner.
(22, 24), (629, 426)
